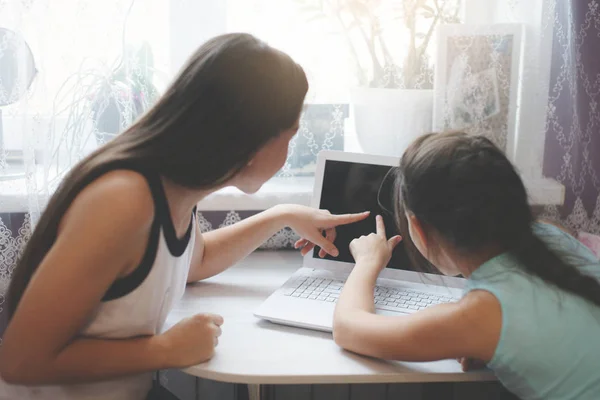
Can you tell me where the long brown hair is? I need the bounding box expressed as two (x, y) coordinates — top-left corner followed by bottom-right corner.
(394, 131), (600, 306)
(8, 33), (308, 316)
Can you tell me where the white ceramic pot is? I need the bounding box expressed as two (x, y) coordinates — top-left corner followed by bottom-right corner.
(350, 88), (434, 157)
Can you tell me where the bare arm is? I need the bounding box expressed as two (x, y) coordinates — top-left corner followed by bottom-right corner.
(187, 206), (286, 282)
(334, 283), (500, 362)
(187, 205), (370, 282)
(333, 216), (501, 363)
(0, 172), (221, 385)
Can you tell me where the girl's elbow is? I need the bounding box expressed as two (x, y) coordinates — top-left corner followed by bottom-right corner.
(332, 315), (345, 344)
(332, 325), (346, 349)
(332, 315), (391, 360)
(332, 313), (355, 350)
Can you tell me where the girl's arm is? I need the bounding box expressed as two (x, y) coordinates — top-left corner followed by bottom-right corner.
(333, 216), (501, 363)
(187, 205), (369, 282)
(0, 171), (220, 385)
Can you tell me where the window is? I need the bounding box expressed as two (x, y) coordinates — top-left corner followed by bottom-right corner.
(0, 0), (563, 212)
(226, 0), (462, 180)
(0, 0), (169, 175)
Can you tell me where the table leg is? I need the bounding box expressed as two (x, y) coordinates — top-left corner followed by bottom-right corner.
(247, 384), (261, 400)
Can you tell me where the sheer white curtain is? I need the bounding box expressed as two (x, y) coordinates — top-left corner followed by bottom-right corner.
(1, 0), (599, 335)
(0, 0), (171, 338)
(0, 0), (555, 217)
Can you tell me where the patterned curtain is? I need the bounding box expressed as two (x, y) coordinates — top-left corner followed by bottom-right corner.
(542, 0), (600, 235)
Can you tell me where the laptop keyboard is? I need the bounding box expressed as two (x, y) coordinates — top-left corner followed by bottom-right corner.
(282, 276), (459, 313)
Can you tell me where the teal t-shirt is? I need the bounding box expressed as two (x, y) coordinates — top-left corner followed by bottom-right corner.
(465, 223), (600, 400)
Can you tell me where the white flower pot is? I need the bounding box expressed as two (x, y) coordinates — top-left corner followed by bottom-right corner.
(350, 88), (434, 157)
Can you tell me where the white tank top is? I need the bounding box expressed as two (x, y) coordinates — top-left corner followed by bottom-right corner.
(1, 169), (196, 400)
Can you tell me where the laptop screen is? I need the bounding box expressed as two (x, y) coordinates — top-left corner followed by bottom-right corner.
(313, 159), (432, 273)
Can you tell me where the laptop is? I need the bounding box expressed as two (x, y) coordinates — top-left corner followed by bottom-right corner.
(254, 151), (465, 332)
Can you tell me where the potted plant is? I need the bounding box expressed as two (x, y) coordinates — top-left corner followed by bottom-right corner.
(45, 41), (160, 187)
(90, 41), (159, 144)
(295, 0), (461, 156)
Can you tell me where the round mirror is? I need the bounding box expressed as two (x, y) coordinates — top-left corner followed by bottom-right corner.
(0, 27), (37, 106)
(0, 27), (37, 178)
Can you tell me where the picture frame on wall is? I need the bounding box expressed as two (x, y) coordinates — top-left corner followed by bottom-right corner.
(433, 23), (523, 159)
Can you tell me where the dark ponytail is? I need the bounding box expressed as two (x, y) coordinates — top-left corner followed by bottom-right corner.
(509, 232), (600, 306)
(396, 131), (600, 307)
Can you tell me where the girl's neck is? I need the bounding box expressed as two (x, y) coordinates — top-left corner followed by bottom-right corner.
(447, 245), (506, 278)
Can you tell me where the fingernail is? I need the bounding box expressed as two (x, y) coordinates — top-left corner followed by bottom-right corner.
(332, 249), (339, 257)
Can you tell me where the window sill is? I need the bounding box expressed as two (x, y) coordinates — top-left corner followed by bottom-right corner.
(0, 174), (565, 214)
(0, 176), (316, 214)
(196, 177), (314, 210)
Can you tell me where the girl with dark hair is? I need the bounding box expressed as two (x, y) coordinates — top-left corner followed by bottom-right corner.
(334, 131), (600, 400)
(0, 33), (367, 399)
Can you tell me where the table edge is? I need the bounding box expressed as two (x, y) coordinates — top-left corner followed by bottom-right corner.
(180, 367), (498, 385)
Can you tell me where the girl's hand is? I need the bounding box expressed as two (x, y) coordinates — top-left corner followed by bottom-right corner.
(159, 313), (223, 368)
(276, 205), (370, 258)
(349, 215), (402, 271)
